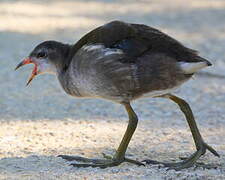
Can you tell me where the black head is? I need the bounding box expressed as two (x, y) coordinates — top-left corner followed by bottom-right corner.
(15, 40), (71, 85)
(30, 41), (71, 70)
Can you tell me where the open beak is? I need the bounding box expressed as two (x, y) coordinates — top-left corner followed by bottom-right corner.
(15, 58), (38, 86)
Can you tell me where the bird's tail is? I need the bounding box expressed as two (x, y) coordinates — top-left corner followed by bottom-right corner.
(179, 56), (212, 74)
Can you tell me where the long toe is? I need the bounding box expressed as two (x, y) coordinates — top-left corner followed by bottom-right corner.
(143, 159), (184, 168)
(58, 155), (110, 164)
(70, 161), (121, 168)
(125, 158), (145, 166)
(58, 154), (143, 168)
(58, 155), (93, 162)
(202, 142), (220, 157)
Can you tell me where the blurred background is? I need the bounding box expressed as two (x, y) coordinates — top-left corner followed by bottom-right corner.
(0, 0), (225, 179)
(1, 0), (225, 120)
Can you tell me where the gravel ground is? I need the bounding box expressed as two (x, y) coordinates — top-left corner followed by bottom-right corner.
(0, 0), (225, 179)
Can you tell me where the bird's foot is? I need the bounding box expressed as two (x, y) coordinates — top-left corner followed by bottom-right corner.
(58, 153), (144, 168)
(178, 157), (219, 169)
(143, 142), (219, 170)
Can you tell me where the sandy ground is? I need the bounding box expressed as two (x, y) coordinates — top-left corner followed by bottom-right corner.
(0, 0), (225, 179)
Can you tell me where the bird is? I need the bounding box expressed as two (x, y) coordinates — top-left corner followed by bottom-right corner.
(15, 21), (219, 170)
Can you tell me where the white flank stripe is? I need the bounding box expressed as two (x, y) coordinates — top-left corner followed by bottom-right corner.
(82, 44), (104, 51)
(104, 49), (123, 56)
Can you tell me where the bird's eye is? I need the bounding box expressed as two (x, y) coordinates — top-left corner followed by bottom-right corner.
(37, 51), (47, 58)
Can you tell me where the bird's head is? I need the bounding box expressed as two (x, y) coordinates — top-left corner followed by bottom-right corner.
(15, 41), (71, 85)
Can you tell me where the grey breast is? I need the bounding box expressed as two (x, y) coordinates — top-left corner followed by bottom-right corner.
(62, 44), (140, 103)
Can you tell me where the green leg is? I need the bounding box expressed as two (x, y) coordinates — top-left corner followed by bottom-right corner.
(59, 103), (144, 168)
(143, 94), (219, 170)
(113, 103), (139, 160)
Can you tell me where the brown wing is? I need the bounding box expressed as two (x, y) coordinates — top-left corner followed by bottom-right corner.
(69, 21), (137, 57)
(69, 21), (209, 64)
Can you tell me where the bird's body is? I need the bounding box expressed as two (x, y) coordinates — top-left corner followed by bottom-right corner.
(16, 21), (219, 170)
(59, 44), (188, 102)
(54, 21), (209, 103)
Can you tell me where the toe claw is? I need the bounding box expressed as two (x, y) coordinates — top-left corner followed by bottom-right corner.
(59, 154), (142, 168)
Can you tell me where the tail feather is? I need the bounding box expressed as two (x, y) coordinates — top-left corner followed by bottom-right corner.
(194, 55), (212, 66)
(179, 60), (212, 74)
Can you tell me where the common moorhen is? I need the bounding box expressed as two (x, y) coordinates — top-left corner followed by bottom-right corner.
(15, 21), (219, 170)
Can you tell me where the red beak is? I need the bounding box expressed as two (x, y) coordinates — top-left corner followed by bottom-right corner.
(15, 58), (38, 86)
